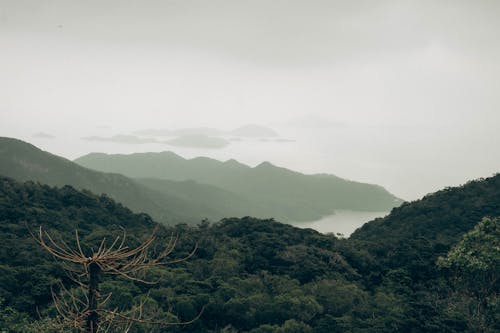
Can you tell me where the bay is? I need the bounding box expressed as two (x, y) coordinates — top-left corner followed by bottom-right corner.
(291, 210), (390, 237)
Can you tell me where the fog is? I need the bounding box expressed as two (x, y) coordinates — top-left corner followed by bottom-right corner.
(1, 0), (499, 200)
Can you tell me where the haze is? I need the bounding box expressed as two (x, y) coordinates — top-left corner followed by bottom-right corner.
(1, 0), (499, 200)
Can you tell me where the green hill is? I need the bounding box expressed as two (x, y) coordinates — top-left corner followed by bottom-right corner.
(0, 177), (359, 332)
(0, 137), (234, 224)
(2, 175), (498, 332)
(75, 151), (403, 220)
(349, 173), (500, 282)
(0, 176), (157, 317)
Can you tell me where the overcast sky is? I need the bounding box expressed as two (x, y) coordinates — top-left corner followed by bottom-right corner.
(1, 0), (499, 200)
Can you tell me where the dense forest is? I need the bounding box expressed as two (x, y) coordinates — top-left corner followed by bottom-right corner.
(0, 173), (498, 332)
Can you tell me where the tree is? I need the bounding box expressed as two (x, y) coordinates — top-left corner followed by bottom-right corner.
(33, 225), (201, 332)
(437, 217), (499, 332)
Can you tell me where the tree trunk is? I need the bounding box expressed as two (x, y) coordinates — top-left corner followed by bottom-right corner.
(86, 262), (100, 333)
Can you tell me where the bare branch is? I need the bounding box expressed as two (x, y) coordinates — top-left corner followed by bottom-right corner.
(32, 224), (200, 332)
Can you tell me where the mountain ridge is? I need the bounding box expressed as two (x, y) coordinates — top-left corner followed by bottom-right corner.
(0, 137), (232, 224)
(75, 151), (403, 218)
(0, 137), (402, 224)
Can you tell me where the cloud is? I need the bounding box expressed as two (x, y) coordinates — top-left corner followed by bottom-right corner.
(82, 135), (159, 144)
(164, 135), (230, 149)
(7, 1), (497, 67)
(33, 132), (55, 139)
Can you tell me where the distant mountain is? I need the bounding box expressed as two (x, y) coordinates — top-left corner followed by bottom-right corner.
(0, 137), (236, 224)
(134, 177), (255, 218)
(165, 134), (230, 149)
(75, 151), (403, 220)
(1, 137), (400, 224)
(229, 124), (278, 137)
(82, 134), (159, 144)
(134, 124), (277, 138)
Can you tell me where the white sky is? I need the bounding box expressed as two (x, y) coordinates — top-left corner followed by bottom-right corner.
(1, 0), (499, 200)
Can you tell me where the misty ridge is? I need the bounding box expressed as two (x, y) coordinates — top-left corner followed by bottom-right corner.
(0, 137), (401, 224)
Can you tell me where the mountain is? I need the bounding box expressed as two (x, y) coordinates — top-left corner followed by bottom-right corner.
(164, 134), (230, 149)
(0, 137), (236, 224)
(229, 124), (278, 137)
(134, 177), (255, 218)
(0, 137), (400, 223)
(75, 151), (403, 221)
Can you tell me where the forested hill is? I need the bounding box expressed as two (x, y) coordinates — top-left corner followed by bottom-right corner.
(0, 176), (360, 332)
(75, 151), (402, 215)
(349, 173), (500, 283)
(0, 176), (156, 318)
(1, 174), (498, 332)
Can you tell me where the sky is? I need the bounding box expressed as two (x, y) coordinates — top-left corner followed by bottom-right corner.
(0, 0), (499, 200)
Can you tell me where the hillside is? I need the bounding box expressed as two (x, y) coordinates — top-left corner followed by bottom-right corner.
(349, 173), (500, 280)
(75, 151), (403, 220)
(0, 176), (156, 317)
(0, 137), (234, 224)
(2, 175), (497, 332)
(135, 177), (256, 218)
(0, 177), (359, 332)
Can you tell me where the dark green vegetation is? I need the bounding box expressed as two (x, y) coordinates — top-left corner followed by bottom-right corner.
(0, 137), (401, 224)
(0, 172), (498, 332)
(438, 217), (499, 331)
(75, 151), (402, 221)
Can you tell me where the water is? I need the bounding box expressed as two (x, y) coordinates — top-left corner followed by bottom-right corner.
(290, 210), (389, 237)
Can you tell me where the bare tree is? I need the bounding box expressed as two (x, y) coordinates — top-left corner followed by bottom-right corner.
(32, 225), (201, 332)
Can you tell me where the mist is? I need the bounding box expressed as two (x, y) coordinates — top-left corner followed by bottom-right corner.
(1, 0), (499, 200)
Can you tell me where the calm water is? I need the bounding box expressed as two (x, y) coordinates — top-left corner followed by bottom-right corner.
(291, 210), (389, 237)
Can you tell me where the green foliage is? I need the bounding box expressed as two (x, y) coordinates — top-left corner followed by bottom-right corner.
(0, 297), (31, 332)
(438, 217), (499, 332)
(438, 217), (499, 275)
(0, 173), (499, 332)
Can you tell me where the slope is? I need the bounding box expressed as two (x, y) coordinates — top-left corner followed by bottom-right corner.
(75, 151), (403, 221)
(0, 137), (230, 224)
(348, 173), (500, 282)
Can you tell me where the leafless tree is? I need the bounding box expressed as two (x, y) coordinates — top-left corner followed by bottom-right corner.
(32, 225), (201, 332)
